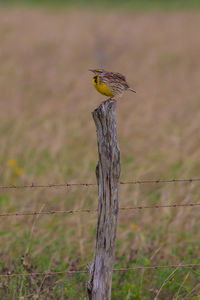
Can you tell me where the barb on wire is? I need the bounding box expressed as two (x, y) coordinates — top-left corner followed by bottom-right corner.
(0, 202), (199, 217)
(0, 263), (199, 278)
(0, 178), (200, 189)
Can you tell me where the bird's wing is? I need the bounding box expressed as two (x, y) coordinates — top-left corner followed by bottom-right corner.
(113, 72), (126, 81)
(111, 72), (130, 89)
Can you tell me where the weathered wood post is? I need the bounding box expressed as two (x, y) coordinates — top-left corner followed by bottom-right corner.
(87, 99), (121, 300)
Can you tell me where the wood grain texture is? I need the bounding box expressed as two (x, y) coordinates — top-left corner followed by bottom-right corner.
(87, 99), (121, 300)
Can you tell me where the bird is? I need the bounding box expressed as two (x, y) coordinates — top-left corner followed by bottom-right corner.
(89, 68), (136, 98)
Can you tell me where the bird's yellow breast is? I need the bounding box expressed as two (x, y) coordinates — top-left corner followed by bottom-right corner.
(92, 75), (114, 97)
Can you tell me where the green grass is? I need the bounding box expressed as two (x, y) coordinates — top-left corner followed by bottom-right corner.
(2, 0), (200, 10)
(1, 253), (200, 299)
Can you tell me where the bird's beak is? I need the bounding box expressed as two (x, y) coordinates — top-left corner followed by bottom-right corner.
(89, 69), (95, 73)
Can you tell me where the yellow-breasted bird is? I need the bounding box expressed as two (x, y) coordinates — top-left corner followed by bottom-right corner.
(89, 68), (136, 98)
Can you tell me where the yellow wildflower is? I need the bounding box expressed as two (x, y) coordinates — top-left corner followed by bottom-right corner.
(15, 167), (23, 175)
(130, 223), (139, 231)
(7, 159), (17, 167)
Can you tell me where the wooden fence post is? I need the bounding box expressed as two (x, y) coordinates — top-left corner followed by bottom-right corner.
(87, 99), (121, 300)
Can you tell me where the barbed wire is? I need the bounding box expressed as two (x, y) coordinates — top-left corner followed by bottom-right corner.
(0, 202), (199, 217)
(0, 263), (199, 278)
(120, 178), (200, 185)
(0, 183), (96, 189)
(1, 177), (200, 190)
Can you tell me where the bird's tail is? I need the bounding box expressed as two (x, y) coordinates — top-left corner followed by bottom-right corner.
(128, 88), (136, 93)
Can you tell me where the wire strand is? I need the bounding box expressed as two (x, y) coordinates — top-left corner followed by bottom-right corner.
(0, 202), (199, 217)
(0, 263), (199, 278)
(1, 177), (200, 189)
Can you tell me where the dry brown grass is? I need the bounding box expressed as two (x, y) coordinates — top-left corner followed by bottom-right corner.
(0, 7), (200, 270)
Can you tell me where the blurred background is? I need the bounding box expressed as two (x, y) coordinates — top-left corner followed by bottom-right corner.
(0, 0), (200, 299)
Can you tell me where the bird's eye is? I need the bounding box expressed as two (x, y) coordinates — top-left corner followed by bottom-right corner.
(94, 75), (98, 83)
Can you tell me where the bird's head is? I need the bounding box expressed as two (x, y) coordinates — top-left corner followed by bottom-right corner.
(89, 68), (105, 76)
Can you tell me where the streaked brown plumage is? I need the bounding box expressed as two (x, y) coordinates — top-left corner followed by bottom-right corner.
(89, 68), (136, 98)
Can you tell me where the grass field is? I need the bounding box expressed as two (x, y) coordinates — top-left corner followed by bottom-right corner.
(0, 6), (200, 299)
(3, 0), (200, 10)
